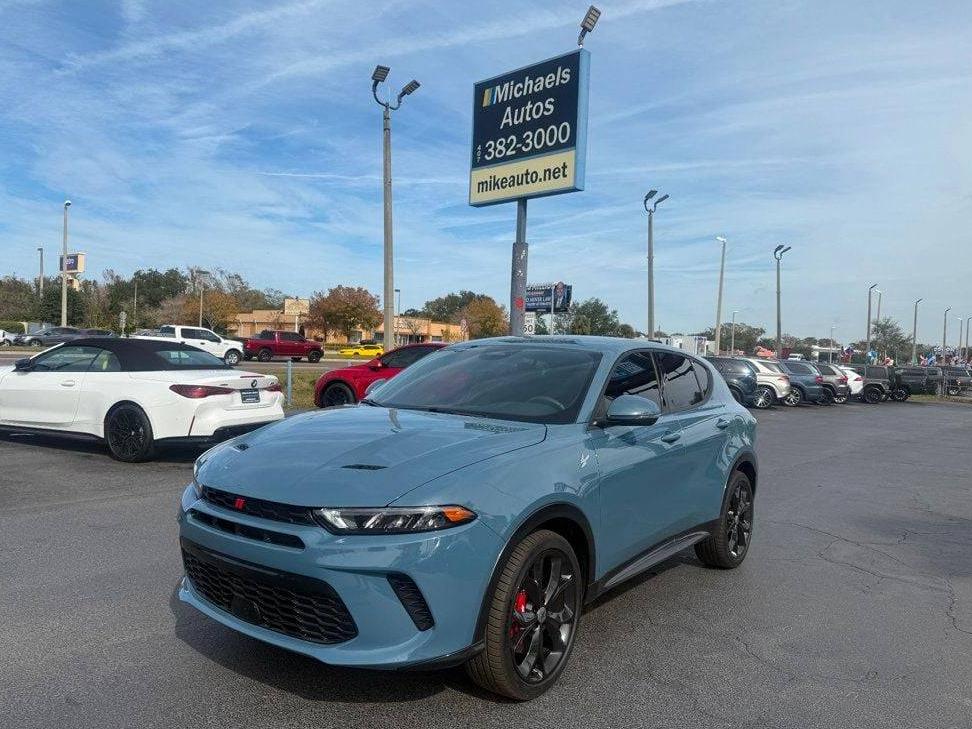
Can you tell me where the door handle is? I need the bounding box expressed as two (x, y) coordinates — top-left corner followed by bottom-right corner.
(60, 380), (77, 387)
(660, 432), (681, 444)
(716, 417), (730, 429)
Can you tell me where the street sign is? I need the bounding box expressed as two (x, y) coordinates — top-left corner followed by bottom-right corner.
(469, 49), (590, 206)
(526, 282), (572, 313)
(523, 311), (537, 335)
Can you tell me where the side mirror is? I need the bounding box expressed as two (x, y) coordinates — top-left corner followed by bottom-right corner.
(604, 394), (661, 426)
(364, 379), (387, 397)
(368, 358), (383, 371)
(14, 358), (33, 372)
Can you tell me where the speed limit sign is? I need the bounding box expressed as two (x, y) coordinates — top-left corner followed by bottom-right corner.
(523, 311), (536, 335)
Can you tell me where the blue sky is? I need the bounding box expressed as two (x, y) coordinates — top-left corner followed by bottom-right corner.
(1, 0), (970, 342)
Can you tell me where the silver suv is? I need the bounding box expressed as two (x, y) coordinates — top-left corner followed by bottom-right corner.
(740, 357), (792, 408)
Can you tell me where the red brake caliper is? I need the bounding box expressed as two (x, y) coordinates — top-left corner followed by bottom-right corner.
(510, 589), (529, 638)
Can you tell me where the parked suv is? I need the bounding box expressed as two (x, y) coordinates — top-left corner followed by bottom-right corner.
(706, 356), (758, 406)
(778, 360), (826, 406)
(942, 366), (972, 396)
(847, 365), (891, 403)
(811, 362), (850, 404)
(740, 357), (791, 408)
(243, 330), (324, 363)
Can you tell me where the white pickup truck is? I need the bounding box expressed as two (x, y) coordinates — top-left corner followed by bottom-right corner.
(131, 325), (245, 366)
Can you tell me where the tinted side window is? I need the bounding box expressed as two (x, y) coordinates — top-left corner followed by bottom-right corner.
(692, 360), (712, 399)
(91, 350), (122, 372)
(280, 332), (302, 341)
(605, 352), (661, 407)
(382, 347), (434, 369)
(31, 346), (102, 372)
(815, 364), (834, 375)
(181, 328), (204, 339)
(785, 362), (812, 374)
(657, 352), (704, 410)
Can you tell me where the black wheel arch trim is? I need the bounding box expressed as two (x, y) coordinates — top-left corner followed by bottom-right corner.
(472, 502), (596, 642)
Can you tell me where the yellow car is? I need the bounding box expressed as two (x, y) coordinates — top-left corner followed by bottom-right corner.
(338, 343), (384, 357)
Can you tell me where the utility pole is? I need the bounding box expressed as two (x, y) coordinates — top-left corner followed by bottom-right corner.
(37, 247), (44, 299)
(511, 200), (528, 335)
(943, 307), (951, 364)
(714, 236), (727, 354)
(965, 316), (971, 363)
(830, 324), (835, 363)
(132, 276), (138, 333)
(196, 270), (210, 328)
(61, 200), (71, 326)
(372, 65), (420, 348)
(773, 245), (792, 359)
(730, 310), (738, 354)
(911, 298), (922, 364)
(643, 190), (668, 338)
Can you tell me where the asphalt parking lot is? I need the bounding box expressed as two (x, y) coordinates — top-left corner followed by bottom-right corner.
(2, 401), (970, 729)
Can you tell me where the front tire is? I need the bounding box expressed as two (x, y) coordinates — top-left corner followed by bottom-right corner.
(890, 387), (910, 402)
(105, 404), (155, 462)
(833, 390), (848, 404)
(466, 530), (582, 701)
(307, 350), (322, 363)
(782, 388), (802, 407)
(862, 385), (883, 404)
(319, 382), (356, 407)
(223, 349), (241, 366)
(818, 388), (834, 406)
(29, 339), (42, 347)
(752, 386), (775, 409)
(257, 348), (272, 362)
(695, 470), (754, 569)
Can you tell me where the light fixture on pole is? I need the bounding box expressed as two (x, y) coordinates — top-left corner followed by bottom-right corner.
(196, 269), (211, 327)
(911, 298), (922, 364)
(372, 64), (420, 350)
(713, 236), (727, 354)
(773, 245), (792, 360)
(730, 310), (738, 354)
(37, 246), (44, 299)
(865, 283), (877, 363)
(577, 5), (601, 46)
(643, 190), (668, 338)
(61, 200), (71, 326)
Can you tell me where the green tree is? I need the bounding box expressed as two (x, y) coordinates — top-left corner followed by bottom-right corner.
(38, 285), (85, 325)
(704, 322), (766, 355)
(871, 317), (908, 361)
(0, 276), (41, 321)
(420, 291), (489, 323)
(458, 297), (508, 338)
(307, 286), (381, 342)
(556, 298), (623, 336)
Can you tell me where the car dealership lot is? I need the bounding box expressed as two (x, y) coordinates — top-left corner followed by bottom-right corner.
(2, 403), (970, 728)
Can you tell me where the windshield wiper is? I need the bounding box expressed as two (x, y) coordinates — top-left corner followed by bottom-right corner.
(359, 397), (380, 406)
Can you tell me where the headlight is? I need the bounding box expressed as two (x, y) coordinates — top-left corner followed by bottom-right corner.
(312, 505), (476, 535)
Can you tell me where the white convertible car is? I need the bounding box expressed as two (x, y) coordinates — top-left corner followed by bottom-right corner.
(0, 338), (285, 461)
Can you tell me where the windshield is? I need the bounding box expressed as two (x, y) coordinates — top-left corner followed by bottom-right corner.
(369, 344), (602, 424)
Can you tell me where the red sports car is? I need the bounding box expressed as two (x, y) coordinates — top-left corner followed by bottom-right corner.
(314, 343), (446, 407)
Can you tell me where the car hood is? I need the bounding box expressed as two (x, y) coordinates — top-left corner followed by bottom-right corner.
(196, 406), (547, 507)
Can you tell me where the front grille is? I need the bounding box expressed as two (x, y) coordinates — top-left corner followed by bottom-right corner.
(387, 573), (435, 631)
(202, 486), (316, 526)
(181, 540), (357, 644)
(188, 509), (304, 549)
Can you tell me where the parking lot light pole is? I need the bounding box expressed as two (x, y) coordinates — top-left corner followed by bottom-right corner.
(773, 245), (791, 359)
(943, 307), (951, 364)
(372, 65), (420, 350)
(714, 236), (727, 354)
(865, 283), (877, 363)
(730, 310), (738, 354)
(643, 191), (668, 338)
(830, 324), (836, 363)
(964, 316), (970, 363)
(61, 200), (71, 326)
(874, 288), (882, 326)
(196, 270), (210, 327)
(911, 298), (922, 364)
(956, 317), (963, 361)
(37, 246), (44, 298)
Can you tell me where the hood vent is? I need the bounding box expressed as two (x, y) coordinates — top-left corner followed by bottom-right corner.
(341, 463), (386, 471)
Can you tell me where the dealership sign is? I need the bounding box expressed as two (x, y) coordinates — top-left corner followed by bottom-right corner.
(469, 49), (590, 206)
(59, 252), (86, 274)
(526, 282), (572, 313)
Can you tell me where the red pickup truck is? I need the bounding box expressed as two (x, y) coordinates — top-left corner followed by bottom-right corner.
(243, 330), (324, 363)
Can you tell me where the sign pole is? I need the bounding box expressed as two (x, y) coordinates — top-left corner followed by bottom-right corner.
(550, 283), (555, 334)
(510, 199), (528, 335)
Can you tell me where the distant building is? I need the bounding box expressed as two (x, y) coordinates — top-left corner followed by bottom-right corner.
(231, 298), (463, 346)
(663, 334), (714, 356)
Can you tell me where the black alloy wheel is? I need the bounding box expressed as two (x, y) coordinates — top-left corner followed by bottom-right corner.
(321, 382), (355, 407)
(105, 404), (155, 462)
(308, 350), (322, 363)
(862, 386), (883, 404)
(257, 348), (273, 362)
(890, 387), (910, 402)
(818, 388), (834, 406)
(752, 386), (775, 409)
(30, 339), (42, 347)
(696, 470), (754, 568)
(467, 530), (582, 701)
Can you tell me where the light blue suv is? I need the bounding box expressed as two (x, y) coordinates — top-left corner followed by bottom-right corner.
(178, 336), (758, 700)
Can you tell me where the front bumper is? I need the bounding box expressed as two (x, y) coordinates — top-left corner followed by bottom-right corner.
(177, 486), (502, 668)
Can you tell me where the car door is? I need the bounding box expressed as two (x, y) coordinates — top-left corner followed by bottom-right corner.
(589, 350), (687, 571)
(278, 332), (302, 357)
(179, 327), (212, 352)
(0, 346), (101, 427)
(658, 354), (733, 530)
